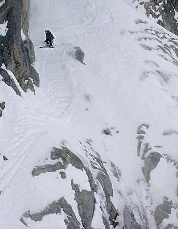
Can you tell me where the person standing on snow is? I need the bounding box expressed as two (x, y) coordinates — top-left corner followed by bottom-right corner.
(44, 30), (54, 47)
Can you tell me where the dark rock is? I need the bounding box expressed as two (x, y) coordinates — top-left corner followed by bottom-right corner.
(137, 123), (149, 134)
(0, 102), (5, 110)
(111, 162), (121, 181)
(51, 147), (84, 170)
(142, 143), (152, 159)
(0, 3), (10, 23)
(74, 46), (86, 64)
(22, 198), (81, 228)
(30, 65), (40, 87)
(136, 135), (144, 140)
(142, 152), (162, 182)
(58, 197), (81, 228)
(85, 148), (119, 227)
(59, 171), (66, 179)
(21, 0), (30, 35)
(27, 145), (120, 228)
(165, 224), (178, 229)
(102, 216), (110, 229)
(135, 0), (178, 36)
(112, 212), (119, 228)
(0, 68), (21, 95)
(20, 217), (28, 227)
(23, 201), (61, 222)
(71, 181), (95, 229)
(3, 155), (8, 161)
(155, 197), (173, 226)
(123, 205), (147, 229)
(32, 161), (65, 177)
(97, 171), (113, 196)
(97, 171), (119, 227)
(0, 35), (3, 46)
(84, 167), (97, 191)
(0, 0), (39, 93)
(102, 128), (112, 136)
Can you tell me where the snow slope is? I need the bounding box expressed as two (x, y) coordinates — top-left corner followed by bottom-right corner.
(0, 0), (178, 228)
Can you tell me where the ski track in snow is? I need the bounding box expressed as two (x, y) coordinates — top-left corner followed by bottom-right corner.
(0, 0), (109, 196)
(0, 0), (93, 192)
(1, 0), (178, 228)
(0, 0), (153, 206)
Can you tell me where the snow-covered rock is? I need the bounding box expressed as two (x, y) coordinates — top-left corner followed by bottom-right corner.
(0, 0), (178, 228)
(0, 0), (39, 94)
(134, 0), (178, 36)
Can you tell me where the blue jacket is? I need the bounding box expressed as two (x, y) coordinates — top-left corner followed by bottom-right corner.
(45, 31), (54, 41)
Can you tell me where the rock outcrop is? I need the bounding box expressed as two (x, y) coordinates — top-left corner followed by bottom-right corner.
(123, 205), (145, 229)
(21, 141), (154, 229)
(0, 0), (39, 95)
(137, 124), (163, 182)
(136, 123), (178, 228)
(74, 46), (86, 65)
(134, 0), (178, 36)
(0, 101), (5, 117)
(154, 197), (173, 227)
(22, 144), (122, 228)
(142, 152), (162, 182)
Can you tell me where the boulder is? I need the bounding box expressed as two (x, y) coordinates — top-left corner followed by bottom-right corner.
(142, 152), (162, 182)
(154, 197), (173, 226)
(74, 46), (86, 65)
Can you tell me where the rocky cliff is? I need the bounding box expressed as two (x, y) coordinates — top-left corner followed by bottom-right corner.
(134, 0), (178, 36)
(0, 0), (39, 95)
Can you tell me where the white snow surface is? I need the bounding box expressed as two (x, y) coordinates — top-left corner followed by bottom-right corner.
(0, 1), (5, 8)
(0, 0), (178, 228)
(0, 21), (7, 36)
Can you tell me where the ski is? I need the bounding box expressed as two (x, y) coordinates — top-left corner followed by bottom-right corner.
(39, 46), (54, 48)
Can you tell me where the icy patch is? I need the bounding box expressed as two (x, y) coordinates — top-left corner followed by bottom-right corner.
(0, 0), (5, 7)
(0, 21), (8, 36)
(21, 29), (26, 41)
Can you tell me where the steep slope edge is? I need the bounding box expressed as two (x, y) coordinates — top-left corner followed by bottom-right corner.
(134, 0), (178, 36)
(0, 0), (39, 95)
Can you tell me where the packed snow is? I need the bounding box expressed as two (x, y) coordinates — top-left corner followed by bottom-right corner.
(0, 21), (7, 36)
(0, 0), (178, 228)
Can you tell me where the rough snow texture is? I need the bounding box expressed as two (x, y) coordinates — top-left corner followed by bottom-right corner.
(0, 0), (178, 228)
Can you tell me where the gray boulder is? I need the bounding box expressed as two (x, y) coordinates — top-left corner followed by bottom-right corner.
(142, 152), (162, 182)
(71, 181), (95, 229)
(74, 46), (86, 65)
(0, 102), (5, 110)
(154, 197), (173, 227)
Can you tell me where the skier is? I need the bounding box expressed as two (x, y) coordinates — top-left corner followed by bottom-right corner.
(44, 30), (54, 48)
